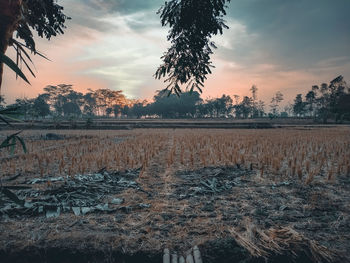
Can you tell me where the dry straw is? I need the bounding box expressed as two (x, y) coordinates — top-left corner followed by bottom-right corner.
(0, 128), (349, 185)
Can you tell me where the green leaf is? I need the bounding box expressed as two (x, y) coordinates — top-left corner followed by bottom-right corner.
(0, 132), (23, 154)
(0, 142), (16, 149)
(0, 53), (30, 85)
(0, 136), (13, 149)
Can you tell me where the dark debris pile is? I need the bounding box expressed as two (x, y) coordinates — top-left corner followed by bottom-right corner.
(0, 168), (151, 218)
(174, 166), (254, 199)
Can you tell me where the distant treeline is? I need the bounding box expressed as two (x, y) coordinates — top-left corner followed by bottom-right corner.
(1, 76), (349, 123)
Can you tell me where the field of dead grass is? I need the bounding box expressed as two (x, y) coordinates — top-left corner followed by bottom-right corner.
(0, 127), (349, 262)
(1, 128), (349, 184)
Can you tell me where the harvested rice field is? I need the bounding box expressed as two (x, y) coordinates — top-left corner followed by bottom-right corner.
(0, 127), (349, 263)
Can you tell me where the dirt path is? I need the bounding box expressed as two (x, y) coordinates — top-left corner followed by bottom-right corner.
(139, 133), (173, 197)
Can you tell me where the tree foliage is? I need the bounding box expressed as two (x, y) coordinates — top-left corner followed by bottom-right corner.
(155, 0), (231, 94)
(149, 90), (202, 118)
(0, 0), (70, 89)
(270, 91), (284, 116)
(293, 94), (305, 117)
(291, 75), (350, 122)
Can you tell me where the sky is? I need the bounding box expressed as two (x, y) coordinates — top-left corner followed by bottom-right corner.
(2, 0), (350, 106)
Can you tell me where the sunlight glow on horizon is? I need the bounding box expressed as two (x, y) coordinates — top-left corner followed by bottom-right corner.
(2, 0), (350, 105)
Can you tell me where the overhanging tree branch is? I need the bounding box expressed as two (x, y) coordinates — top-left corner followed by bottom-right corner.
(155, 0), (231, 95)
(0, 0), (70, 92)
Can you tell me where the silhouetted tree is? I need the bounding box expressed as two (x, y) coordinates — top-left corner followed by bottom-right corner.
(196, 103), (212, 118)
(155, 0), (231, 94)
(335, 94), (350, 121)
(305, 89), (317, 117)
(256, 100), (266, 117)
(33, 94), (50, 118)
(106, 107), (113, 117)
(92, 89), (127, 116)
(297, 76), (349, 122)
(13, 97), (33, 119)
(129, 102), (149, 119)
(113, 104), (122, 118)
(121, 105), (130, 118)
(250, 85), (260, 117)
(82, 91), (97, 116)
(62, 102), (81, 116)
(206, 95), (232, 118)
(43, 84), (74, 115)
(293, 94), (306, 117)
(328, 75), (348, 121)
(238, 96), (253, 119)
(270, 91), (284, 116)
(0, 0), (70, 90)
(149, 90), (202, 118)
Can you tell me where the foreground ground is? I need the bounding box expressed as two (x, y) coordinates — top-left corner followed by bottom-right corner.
(0, 128), (349, 262)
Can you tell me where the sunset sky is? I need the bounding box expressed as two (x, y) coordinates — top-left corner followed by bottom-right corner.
(2, 0), (350, 106)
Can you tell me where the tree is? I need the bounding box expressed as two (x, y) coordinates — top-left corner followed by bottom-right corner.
(270, 91), (284, 116)
(233, 96), (253, 119)
(239, 96), (253, 119)
(250, 85), (259, 117)
(293, 94), (306, 117)
(62, 102), (81, 116)
(328, 75), (348, 121)
(256, 100), (266, 117)
(43, 84), (74, 116)
(12, 97), (35, 119)
(155, 0), (231, 94)
(121, 105), (130, 117)
(92, 89), (127, 116)
(82, 91), (97, 116)
(316, 83), (330, 122)
(33, 94), (50, 118)
(129, 101), (149, 119)
(335, 94), (350, 121)
(250, 85), (258, 102)
(283, 103), (293, 117)
(206, 95), (232, 118)
(149, 90), (202, 118)
(178, 92), (203, 117)
(311, 76), (349, 123)
(0, 0), (70, 90)
(106, 107), (113, 117)
(305, 90), (316, 117)
(113, 104), (122, 118)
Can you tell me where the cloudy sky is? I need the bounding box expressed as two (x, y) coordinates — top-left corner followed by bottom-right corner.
(2, 0), (350, 105)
